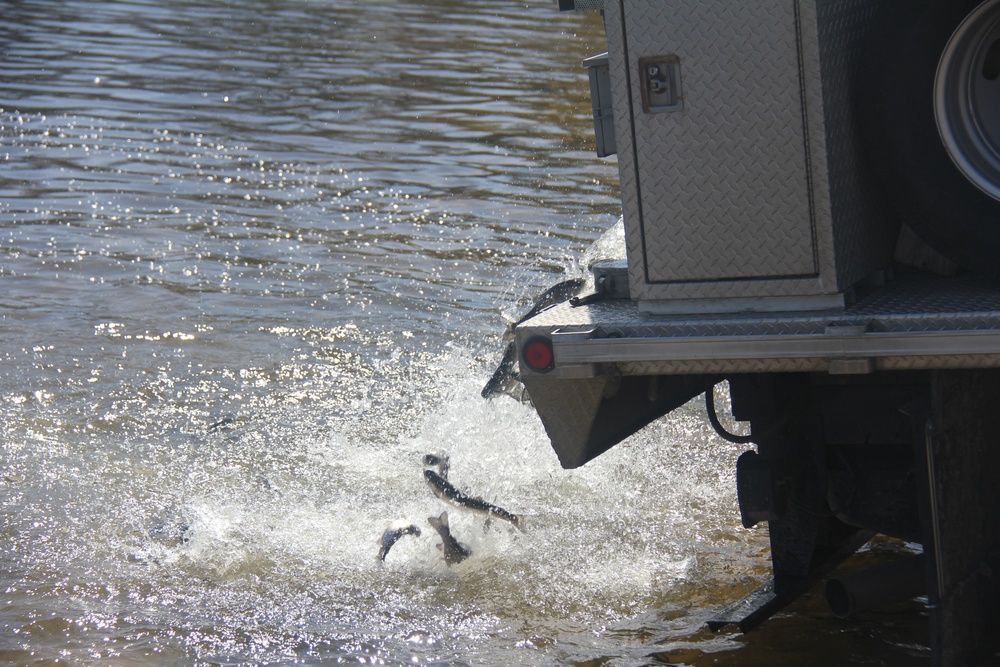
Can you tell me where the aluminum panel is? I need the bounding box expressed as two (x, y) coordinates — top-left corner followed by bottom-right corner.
(629, 2), (815, 282)
(614, 355), (1000, 376)
(606, 0), (895, 307)
(814, 0), (890, 283)
(554, 329), (1000, 365)
(516, 273), (1000, 376)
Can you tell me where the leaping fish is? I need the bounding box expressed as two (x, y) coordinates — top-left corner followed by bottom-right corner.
(376, 520), (421, 562)
(422, 451), (450, 479)
(482, 277), (586, 400)
(423, 469), (525, 532)
(427, 511), (471, 566)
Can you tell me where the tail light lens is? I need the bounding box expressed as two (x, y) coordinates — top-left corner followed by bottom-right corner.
(522, 336), (555, 372)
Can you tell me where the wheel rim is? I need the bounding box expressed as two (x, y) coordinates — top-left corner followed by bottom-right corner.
(935, 0), (1000, 201)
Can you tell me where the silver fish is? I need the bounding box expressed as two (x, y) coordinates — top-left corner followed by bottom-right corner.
(510, 277), (587, 330)
(423, 469), (525, 532)
(481, 340), (522, 401)
(207, 415), (236, 433)
(422, 451), (450, 479)
(376, 520), (421, 562)
(427, 511), (471, 566)
(482, 277), (586, 400)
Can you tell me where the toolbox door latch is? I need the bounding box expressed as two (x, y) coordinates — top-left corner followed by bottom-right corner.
(639, 55), (682, 113)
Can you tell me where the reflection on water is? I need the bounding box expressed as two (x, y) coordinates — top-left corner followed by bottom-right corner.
(1, 1), (929, 665)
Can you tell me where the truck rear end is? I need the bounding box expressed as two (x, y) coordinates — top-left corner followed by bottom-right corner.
(504, 2), (1000, 664)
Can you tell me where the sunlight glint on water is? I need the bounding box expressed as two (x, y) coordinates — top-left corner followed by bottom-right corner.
(1, 1), (930, 665)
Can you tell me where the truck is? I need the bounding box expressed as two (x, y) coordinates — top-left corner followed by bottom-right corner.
(491, 1), (1000, 664)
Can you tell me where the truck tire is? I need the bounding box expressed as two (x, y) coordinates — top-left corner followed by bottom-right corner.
(859, 0), (1000, 279)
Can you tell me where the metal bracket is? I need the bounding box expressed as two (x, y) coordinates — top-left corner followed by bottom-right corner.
(824, 324), (874, 374)
(570, 273), (608, 307)
(552, 328), (601, 379)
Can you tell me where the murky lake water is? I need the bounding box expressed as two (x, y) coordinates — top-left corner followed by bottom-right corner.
(1, 1), (930, 664)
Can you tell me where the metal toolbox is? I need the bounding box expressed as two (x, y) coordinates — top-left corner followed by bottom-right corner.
(604, 0), (896, 313)
(584, 52), (615, 158)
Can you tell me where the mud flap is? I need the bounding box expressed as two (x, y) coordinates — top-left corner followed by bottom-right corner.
(920, 369), (1000, 666)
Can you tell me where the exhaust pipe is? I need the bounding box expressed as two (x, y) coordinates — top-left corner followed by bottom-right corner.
(826, 554), (927, 618)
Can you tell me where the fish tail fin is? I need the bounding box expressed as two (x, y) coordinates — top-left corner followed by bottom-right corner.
(427, 511), (448, 531)
(513, 515), (527, 533)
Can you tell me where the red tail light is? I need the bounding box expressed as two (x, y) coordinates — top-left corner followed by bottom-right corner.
(522, 336), (555, 372)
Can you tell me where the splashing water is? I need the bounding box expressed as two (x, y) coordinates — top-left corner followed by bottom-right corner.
(0, 1), (930, 665)
(2, 315), (763, 665)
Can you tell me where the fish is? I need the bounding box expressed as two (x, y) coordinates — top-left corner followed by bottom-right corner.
(481, 277), (586, 400)
(258, 475), (282, 495)
(427, 511), (471, 566)
(376, 520), (421, 562)
(207, 415), (236, 433)
(510, 277), (587, 331)
(423, 469), (525, 532)
(480, 340), (522, 401)
(422, 451), (450, 479)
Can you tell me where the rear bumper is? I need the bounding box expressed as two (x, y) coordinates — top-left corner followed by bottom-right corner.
(515, 270), (1000, 467)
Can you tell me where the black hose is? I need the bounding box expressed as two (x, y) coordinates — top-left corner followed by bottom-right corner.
(705, 385), (755, 444)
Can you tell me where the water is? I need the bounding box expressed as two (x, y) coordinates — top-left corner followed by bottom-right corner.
(0, 1), (930, 665)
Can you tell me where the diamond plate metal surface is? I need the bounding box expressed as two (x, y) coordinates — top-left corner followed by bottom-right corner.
(517, 373), (608, 467)
(615, 355), (1000, 376)
(513, 273), (1000, 468)
(606, 0), (895, 304)
(617, 358), (829, 375)
(516, 273), (1000, 375)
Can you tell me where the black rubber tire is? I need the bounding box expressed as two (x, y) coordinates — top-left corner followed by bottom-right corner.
(858, 0), (1000, 279)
